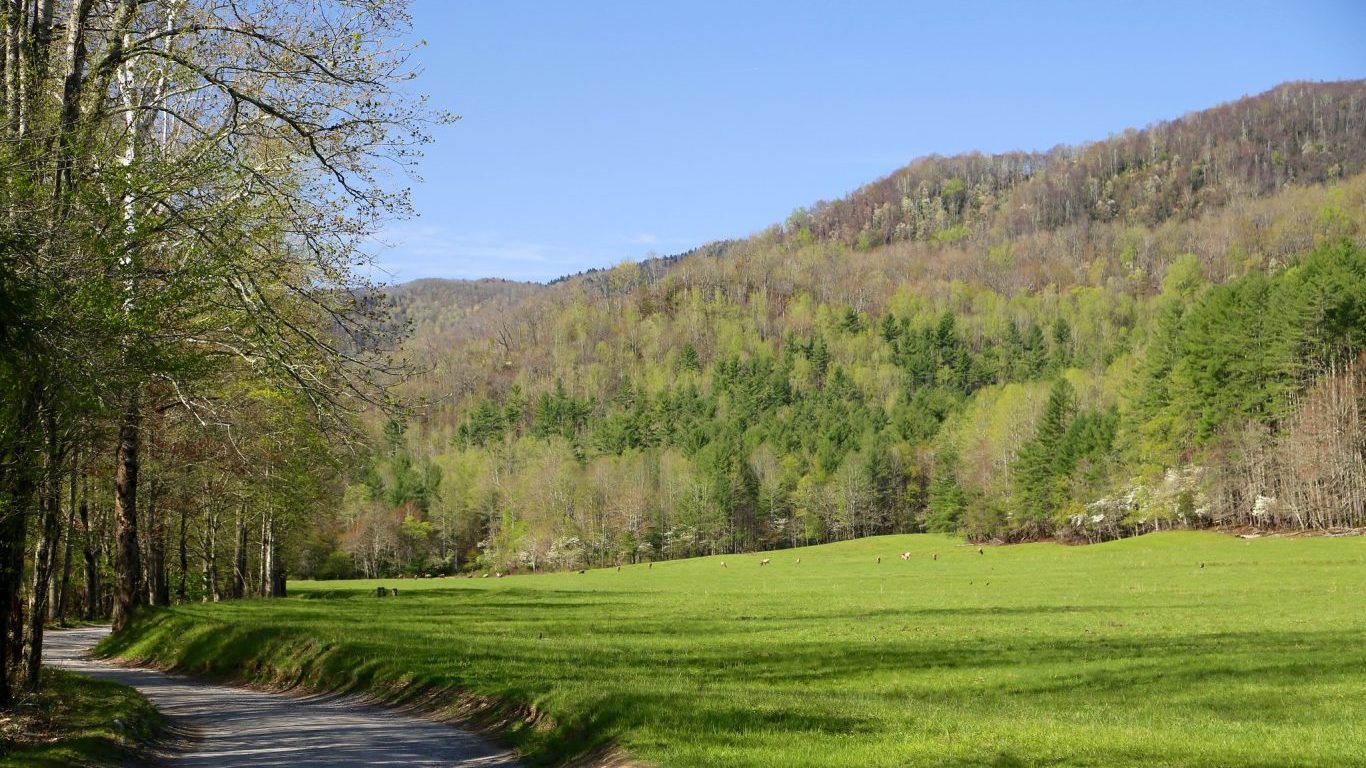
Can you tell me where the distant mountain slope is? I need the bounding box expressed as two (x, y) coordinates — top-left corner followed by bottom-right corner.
(343, 82), (1366, 577)
(796, 80), (1366, 248)
(385, 278), (543, 337)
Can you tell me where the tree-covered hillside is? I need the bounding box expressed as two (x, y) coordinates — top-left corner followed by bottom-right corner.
(801, 80), (1366, 248)
(332, 82), (1366, 577)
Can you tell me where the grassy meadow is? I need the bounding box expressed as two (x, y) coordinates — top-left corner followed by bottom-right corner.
(103, 532), (1366, 767)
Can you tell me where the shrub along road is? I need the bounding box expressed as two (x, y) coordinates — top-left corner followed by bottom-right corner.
(44, 627), (519, 767)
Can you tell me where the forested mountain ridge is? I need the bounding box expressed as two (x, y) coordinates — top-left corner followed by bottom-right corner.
(383, 278), (544, 339)
(798, 80), (1366, 248)
(333, 81), (1366, 578)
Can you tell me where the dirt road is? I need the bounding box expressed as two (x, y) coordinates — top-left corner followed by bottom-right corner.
(45, 627), (520, 767)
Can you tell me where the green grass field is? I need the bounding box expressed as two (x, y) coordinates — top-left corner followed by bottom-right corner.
(103, 532), (1366, 767)
(0, 668), (161, 768)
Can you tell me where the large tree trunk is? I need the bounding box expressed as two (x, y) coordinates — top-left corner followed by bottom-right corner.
(0, 510), (31, 706)
(0, 382), (41, 706)
(111, 391), (141, 633)
(26, 412), (64, 691)
(231, 504), (247, 599)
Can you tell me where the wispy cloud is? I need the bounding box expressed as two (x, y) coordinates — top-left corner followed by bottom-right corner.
(364, 224), (707, 284)
(611, 232), (698, 251)
(366, 224), (554, 283)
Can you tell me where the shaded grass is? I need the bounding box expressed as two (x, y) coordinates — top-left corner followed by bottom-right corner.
(104, 532), (1366, 766)
(0, 668), (162, 767)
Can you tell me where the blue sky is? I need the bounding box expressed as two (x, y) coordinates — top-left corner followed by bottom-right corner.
(372, 0), (1366, 284)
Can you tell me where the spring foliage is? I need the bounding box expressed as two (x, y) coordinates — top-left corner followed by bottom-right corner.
(334, 83), (1366, 575)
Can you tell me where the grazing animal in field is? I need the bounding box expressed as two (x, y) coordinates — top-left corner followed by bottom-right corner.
(760, 558), (771, 566)
(876, 556), (882, 564)
(978, 547), (984, 555)
(481, 573), (489, 578)
(899, 552), (910, 561)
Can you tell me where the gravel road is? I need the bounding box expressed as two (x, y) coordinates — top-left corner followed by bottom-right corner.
(45, 626), (521, 767)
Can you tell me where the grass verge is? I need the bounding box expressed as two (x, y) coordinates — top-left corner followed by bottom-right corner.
(101, 531), (1366, 767)
(0, 667), (162, 768)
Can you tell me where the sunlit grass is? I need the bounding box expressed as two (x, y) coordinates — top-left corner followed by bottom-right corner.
(105, 532), (1366, 766)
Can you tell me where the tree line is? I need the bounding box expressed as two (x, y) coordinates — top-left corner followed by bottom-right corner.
(352, 239), (1357, 576)
(0, 0), (428, 705)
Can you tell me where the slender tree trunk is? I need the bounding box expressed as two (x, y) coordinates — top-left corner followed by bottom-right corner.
(231, 504), (246, 599)
(175, 504), (187, 604)
(258, 509), (268, 597)
(3, 0), (24, 136)
(5, 595), (21, 700)
(200, 505), (218, 602)
(266, 508), (277, 598)
(53, 460), (77, 623)
(111, 391), (141, 633)
(147, 521), (167, 606)
(264, 508), (283, 597)
(271, 556), (285, 599)
(80, 476), (98, 620)
(96, 507), (112, 615)
(26, 411), (64, 691)
(145, 481), (167, 607)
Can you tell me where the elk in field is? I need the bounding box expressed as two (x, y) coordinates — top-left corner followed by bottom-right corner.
(760, 558), (771, 565)
(899, 552), (911, 560)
